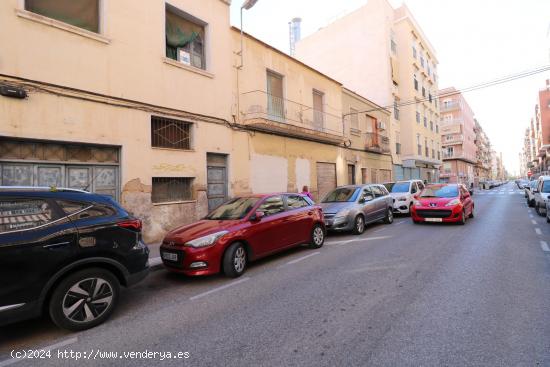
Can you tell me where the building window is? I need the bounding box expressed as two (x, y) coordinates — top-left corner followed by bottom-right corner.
(416, 112), (420, 123)
(430, 121), (434, 131)
(152, 177), (193, 203)
(422, 86), (426, 98)
(390, 39), (397, 54)
(350, 108), (359, 130)
(165, 5), (206, 70)
(151, 116), (192, 150)
(25, 0), (100, 33)
(412, 46), (417, 59)
(423, 116), (427, 127)
(348, 164), (356, 185)
(429, 94), (433, 103)
(396, 142), (401, 155)
(394, 98), (400, 120)
(414, 75), (419, 91)
(436, 124), (439, 133)
(312, 90), (325, 130)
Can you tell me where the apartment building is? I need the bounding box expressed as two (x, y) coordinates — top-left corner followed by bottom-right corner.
(473, 120), (492, 184)
(522, 80), (550, 177)
(295, 0), (442, 182)
(438, 87), (477, 185)
(0, 0), (393, 242)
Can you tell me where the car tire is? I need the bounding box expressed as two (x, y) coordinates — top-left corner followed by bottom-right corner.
(222, 242), (247, 278)
(408, 202), (413, 216)
(309, 224), (325, 249)
(547, 215), (550, 223)
(49, 268), (120, 331)
(458, 210), (466, 225)
(536, 204), (544, 216)
(469, 206), (474, 218)
(352, 215), (365, 235)
(383, 208), (394, 224)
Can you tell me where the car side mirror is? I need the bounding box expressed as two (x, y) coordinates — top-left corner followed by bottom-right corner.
(250, 211), (265, 222)
(363, 195), (374, 202)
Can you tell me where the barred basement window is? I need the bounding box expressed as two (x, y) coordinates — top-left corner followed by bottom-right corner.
(151, 116), (192, 150)
(25, 0), (100, 33)
(152, 177), (193, 203)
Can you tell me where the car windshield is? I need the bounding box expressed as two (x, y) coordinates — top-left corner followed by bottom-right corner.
(530, 181), (537, 188)
(419, 185), (459, 198)
(542, 181), (550, 193)
(205, 197), (259, 220)
(322, 188), (360, 203)
(384, 182), (410, 193)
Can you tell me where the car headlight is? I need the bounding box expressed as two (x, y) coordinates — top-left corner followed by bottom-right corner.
(184, 231), (229, 248)
(397, 197), (408, 202)
(445, 199), (461, 207)
(335, 209), (351, 218)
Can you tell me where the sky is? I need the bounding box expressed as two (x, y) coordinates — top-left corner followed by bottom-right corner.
(229, 0), (550, 176)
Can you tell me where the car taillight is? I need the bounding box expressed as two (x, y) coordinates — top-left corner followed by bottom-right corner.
(117, 219), (142, 231)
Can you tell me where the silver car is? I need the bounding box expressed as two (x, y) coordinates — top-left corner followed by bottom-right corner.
(320, 184), (394, 235)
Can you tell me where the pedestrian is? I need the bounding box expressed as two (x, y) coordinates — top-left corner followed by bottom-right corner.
(301, 185), (313, 200)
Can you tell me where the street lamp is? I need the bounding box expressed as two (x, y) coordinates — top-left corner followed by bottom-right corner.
(239, 0), (259, 68)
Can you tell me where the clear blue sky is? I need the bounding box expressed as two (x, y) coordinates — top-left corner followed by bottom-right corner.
(230, 0), (550, 175)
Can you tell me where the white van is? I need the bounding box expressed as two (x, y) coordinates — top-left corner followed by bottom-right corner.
(533, 175), (550, 216)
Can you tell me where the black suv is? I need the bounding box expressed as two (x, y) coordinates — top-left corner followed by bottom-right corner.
(0, 187), (149, 331)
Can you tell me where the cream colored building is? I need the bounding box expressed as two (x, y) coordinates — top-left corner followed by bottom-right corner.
(295, 0), (442, 182)
(0, 0), (392, 242)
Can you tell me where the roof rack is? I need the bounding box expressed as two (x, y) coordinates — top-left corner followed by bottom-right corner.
(0, 186), (90, 193)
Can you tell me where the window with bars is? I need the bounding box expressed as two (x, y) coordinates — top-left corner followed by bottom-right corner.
(393, 99), (400, 120)
(152, 177), (193, 203)
(151, 116), (192, 150)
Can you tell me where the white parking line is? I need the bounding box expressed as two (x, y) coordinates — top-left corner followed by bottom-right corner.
(541, 241), (550, 252)
(189, 277), (250, 301)
(535, 228), (542, 235)
(0, 337), (78, 367)
(326, 236), (390, 246)
(531, 220), (537, 225)
(149, 257), (162, 267)
(284, 251), (320, 266)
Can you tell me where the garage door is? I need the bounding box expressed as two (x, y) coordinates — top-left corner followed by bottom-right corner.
(316, 162), (336, 201)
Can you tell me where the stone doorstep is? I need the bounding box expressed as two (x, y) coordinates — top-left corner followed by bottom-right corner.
(146, 242), (164, 272)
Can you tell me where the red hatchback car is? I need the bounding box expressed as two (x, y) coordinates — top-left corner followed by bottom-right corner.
(160, 193), (325, 277)
(411, 184), (474, 225)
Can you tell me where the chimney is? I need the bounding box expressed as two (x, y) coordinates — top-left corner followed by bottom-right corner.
(289, 17), (302, 56)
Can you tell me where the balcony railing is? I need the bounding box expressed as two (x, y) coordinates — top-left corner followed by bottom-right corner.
(442, 134), (464, 145)
(443, 152), (476, 163)
(240, 90), (344, 144)
(440, 101), (461, 112)
(365, 133), (390, 153)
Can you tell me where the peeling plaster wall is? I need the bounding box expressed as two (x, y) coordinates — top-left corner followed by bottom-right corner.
(251, 154), (288, 194)
(295, 158), (311, 192)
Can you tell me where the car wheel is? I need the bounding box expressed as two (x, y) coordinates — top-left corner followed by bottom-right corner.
(309, 224), (325, 249)
(408, 202), (413, 216)
(469, 206), (474, 218)
(49, 268), (119, 331)
(547, 214), (550, 223)
(529, 199), (535, 207)
(223, 242), (247, 278)
(353, 215), (365, 235)
(458, 210), (466, 225)
(383, 208), (394, 224)
(536, 204), (543, 216)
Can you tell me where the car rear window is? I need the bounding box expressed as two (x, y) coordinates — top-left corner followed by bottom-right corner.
(0, 199), (57, 233)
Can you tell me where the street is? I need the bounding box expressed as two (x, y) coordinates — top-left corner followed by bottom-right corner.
(1, 182), (549, 366)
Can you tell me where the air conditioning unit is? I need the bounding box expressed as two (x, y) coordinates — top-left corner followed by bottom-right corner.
(377, 121), (387, 130)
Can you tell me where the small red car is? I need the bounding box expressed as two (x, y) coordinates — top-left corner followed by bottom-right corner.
(160, 193), (325, 277)
(411, 184), (474, 225)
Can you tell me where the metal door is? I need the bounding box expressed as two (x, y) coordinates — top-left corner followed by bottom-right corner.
(207, 154), (228, 212)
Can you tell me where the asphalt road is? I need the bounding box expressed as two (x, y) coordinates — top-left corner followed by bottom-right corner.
(1, 182), (549, 366)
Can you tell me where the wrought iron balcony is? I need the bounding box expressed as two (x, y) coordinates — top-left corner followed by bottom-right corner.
(439, 101), (461, 112)
(239, 90), (344, 144)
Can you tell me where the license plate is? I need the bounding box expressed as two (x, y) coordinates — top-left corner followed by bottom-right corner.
(162, 252), (178, 261)
(425, 218), (442, 222)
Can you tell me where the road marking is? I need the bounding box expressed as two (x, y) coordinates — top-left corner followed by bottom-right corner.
(0, 337), (78, 367)
(190, 277), (250, 301)
(541, 241), (550, 252)
(149, 257), (162, 267)
(532, 220), (537, 225)
(326, 236), (390, 246)
(535, 228), (542, 235)
(284, 251), (320, 266)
